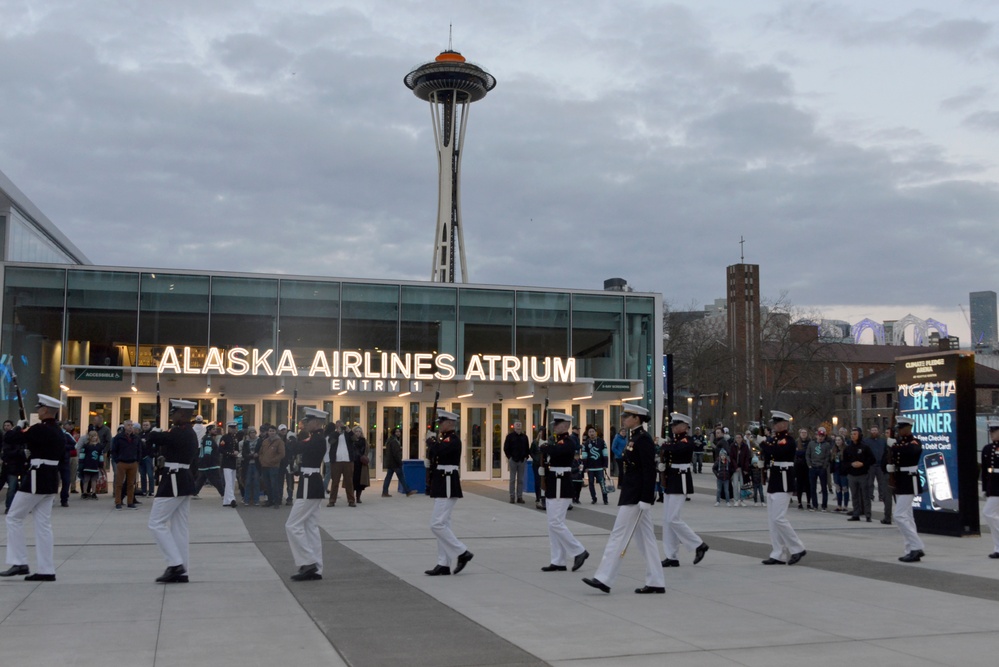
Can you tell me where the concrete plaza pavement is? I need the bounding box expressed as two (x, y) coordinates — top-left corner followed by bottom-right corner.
(2, 474), (999, 666)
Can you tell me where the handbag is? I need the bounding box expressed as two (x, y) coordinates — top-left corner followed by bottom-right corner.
(96, 469), (108, 494)
(603, 472), (615, 494)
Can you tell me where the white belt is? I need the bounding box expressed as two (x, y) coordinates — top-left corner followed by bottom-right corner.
(438, 465), (459, 472)
(438, 465), (458, 498)
(550, 466), (571, 498)
(301, 467), (321, 475)
(551, 466), (571, 474)
(899, 466), (918, 473)
(164, 463), (190, 470)
(772, 462), (793, 469)
(671, 464), (691, 470)
(30, 458), (59, 467)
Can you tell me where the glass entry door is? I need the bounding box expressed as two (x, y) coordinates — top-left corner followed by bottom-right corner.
(87, 399), (115, 433)
(465, 407), (485, 475)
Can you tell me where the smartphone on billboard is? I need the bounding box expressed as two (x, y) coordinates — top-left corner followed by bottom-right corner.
(923, 452), (956, 510)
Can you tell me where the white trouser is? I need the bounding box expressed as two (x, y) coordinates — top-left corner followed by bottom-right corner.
(662, 494), (703, 560)
(593, 504), (665, 589)
(766, 492), (805, 560)
(5, 492), (55, 574)
(285, 498), (324, 574)
(984, 497), (999, 553)
(892, 494), (925, 554)
(430, 498), (467, 567)
(222, 468), (236, 506)
(148, 496), (191, 570)
(545, 497), (585, 566)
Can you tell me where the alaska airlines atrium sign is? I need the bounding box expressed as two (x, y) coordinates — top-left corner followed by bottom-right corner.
(156, 346), (576, 383)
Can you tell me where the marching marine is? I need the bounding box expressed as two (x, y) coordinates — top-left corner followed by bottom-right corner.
(760, 411), (807, 565)
(285, 408), (330, 581)
(982, 418), (999, 559)
(425, 409), (474, 576)
(583, 403), (665, 594)
(887, 416), (926, 563)
(658, 412), (709, 568)
(219, 421), (240, 508)
(539, 413), (589, 573)
(1, 394), (66, 581)
(147, 399), (199, 584)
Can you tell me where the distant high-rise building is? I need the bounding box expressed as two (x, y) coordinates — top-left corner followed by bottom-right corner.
(727, 264), (761, 425)
(970, 291), (998, 351)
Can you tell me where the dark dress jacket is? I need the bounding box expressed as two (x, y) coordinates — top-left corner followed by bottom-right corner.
(8, 419), (64, 494)
(842, 442), (876, 477)
(659, 434), (694, 495)
(618, 426), (657, 506)
(150, 424), (199, 497)
(762, 432), (797, 494)
(544, 433), (577, 499)
(294, 430), (327, 500)
(889, 434), (924, 496)
(428, 430), (463, 499)
(982, 441), (999, 497)
(219, 433), (239, 470)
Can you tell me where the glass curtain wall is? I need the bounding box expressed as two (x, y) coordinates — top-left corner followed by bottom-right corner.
(1, 267), (65, 407)
(571, 294), (623, 379)
(210, 277), (277, 352)
(458, 289), (513, 375)
(626, 296), (656, 410)
(65, 270), (138, 367)
(341, 284), (399, 365)
(400, 285), (457, 358)
(515, 292), (568, 358)
(138, 273), (210, 369)
(279, 280), (339, 359)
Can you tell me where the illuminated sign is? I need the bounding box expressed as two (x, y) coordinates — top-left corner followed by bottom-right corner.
(156, 347), (576, 383)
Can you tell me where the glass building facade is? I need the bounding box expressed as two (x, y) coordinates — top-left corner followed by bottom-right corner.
(0, 262), (661, 480)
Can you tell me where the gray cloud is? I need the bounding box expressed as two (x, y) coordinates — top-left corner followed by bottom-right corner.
(0, 1), (996, 336)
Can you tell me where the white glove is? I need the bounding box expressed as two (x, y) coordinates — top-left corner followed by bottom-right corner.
(638, 501), (651, 511)
(755, 460), (764, 468)
(657, 462), (666, 472)
(537, 466), (545, 476)
(885, 464), (896, 473)
(16, 420), (27, 429)
(423, 458), (431, 468)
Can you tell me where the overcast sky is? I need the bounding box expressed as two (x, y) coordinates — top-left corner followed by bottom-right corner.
(2, 1), (998, 343)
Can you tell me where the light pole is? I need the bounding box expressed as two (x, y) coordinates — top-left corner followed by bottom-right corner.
(831, 415), (838, 432)
(854, 384), (863, 429)
(687, 396), (693, 422)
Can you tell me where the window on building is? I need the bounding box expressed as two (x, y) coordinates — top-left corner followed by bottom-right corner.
(571, 294), (624, 380)
(138, 273), (210, 368)
(400, 285), (456, 357)
(65, 270), (139, 367)
(279, 280), (340, 360)
(516, 291), (569, 359)
(210, 276), (278, 352)
(870, 394), (877, 409)
(340, 283), (399, 360)
(458, 289), (513, 375)
(992, 391), (999, 407)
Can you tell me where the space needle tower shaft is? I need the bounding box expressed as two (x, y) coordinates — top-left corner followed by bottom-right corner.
(405, 45), (496, 283)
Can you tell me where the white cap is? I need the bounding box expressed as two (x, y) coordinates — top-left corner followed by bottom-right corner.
(278, 424), (288, 431)
(36, 394), (65, 409)
(170, 399), (197, 411)
(669, 412), (691, 425)
(988, 418), (999, 430)
(436, 409), (458, 422)
(551, 412), (572, 423)
(896, 416), (915, 427)
(194, 414), (204, 422)
(227, 421), (238, 427)
(622, 403), (650, 421)
(302, 407), (328, 420)
(771, 410), (792, 424)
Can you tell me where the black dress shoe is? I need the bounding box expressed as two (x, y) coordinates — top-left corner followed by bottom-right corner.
(866, 517), (872, 523)
(661, 559), (680, 568)
(156, 565), (189, 584)
(425, 565), (451, 576)
(582, 577), (610, 593)
(24, 573), (55, 582)
(989, 552), (999, 559)
(541, 564), (567, 572)
(693, 542), (710, 565)
(761, 558), (786, 565)
(291, 564), (322, 581)
(788, 550), (807, 565)
(880, 518), (892, 525)
(0, 565), (29, 577)
(847, 516), (860, 521)
(572, 550), (589, 572)
(453, 550), (474, 574)
(913, 549), (924, 558)
(229, 500), (237, 508)
(898, 551), (922, 563)
(634, 586), (665, 594)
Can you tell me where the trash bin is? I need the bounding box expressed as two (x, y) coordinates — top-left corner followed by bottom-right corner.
(525, 460), (535, 494)
(402, 459), (426, 494)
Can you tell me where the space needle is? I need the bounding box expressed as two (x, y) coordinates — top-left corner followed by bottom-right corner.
(405, 40), (496, 283)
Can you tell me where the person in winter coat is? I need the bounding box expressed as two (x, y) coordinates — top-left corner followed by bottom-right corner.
(713, 449), (734, 506)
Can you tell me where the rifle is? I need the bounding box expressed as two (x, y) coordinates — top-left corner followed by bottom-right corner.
(538, 396), (549, 493)
(425, 386), (441, 495)
(292, 388), (299, 435)
(155, 372), (162, 429)
(9, 367), (27, 423)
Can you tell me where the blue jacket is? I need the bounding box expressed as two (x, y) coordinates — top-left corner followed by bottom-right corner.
(611, 433), (628, 461)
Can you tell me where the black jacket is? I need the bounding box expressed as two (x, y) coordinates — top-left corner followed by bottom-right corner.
(428, 430), (462, 499)
(618, 426), (657, 506)
(8, 420), (65, 494)
(544, 433), (576, 499)
(149, 424), (199, 497)
(503, 431), (530, 462)
(843, 442), (876, 477)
